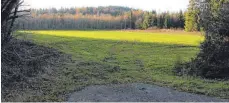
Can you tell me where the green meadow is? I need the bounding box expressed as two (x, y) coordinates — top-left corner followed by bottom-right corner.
(17, 30), (229, 101)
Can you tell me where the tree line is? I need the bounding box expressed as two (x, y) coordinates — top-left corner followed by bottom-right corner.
(16, 6), (185, 30)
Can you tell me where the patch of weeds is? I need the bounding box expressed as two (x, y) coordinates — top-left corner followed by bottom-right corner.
(103, 56), (117, 63)
(135, 59), (145, 71)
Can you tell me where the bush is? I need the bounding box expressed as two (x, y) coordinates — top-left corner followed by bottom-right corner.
(174, 1), (229, 79)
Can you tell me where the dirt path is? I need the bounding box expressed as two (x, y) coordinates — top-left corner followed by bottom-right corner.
(68, 83), (228, 102)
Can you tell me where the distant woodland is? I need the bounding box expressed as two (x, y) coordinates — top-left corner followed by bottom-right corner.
(16, 6), (185, 30)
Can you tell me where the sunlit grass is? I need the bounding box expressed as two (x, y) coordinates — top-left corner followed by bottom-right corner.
(21, 30), (204, 46)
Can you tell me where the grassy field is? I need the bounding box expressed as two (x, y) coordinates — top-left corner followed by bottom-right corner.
(22, 30), (203, 46)
(17, 30), (229, 101)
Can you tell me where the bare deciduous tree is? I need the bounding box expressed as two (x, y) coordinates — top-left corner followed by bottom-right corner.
(1, 0), (29, 47)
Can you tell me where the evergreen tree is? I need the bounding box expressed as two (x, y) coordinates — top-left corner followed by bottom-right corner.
(150, 11), (157, 27)
(157, 14), (164, 29)
(185, 0), (200, 31)
(178, 10), (185, 28)
(142, 12), (150, 29)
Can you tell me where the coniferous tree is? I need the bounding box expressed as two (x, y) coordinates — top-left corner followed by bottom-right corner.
(185, 0), (200, 31)
(178, 10), (185, 28)
(142, 12), (150, 29)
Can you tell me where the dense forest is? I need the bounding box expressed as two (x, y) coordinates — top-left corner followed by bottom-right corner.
(16, 6), (185, 30)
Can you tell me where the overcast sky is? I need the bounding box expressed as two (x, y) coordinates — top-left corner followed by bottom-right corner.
(24, 0), (189, 12)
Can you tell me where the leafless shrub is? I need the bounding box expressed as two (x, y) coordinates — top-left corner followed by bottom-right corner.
(1, 39), (70, 101)
(1, 0), (30, 47)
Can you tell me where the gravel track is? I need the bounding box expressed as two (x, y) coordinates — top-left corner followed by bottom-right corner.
(68, 83), (229, 102)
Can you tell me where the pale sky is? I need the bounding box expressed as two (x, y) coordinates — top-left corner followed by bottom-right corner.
(24, 0), (189, 12)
